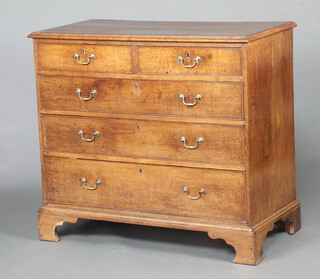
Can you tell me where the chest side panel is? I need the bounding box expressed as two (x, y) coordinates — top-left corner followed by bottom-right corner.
(243, 30), (296, 225)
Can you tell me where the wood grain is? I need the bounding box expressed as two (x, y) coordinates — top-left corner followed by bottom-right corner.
(38, 213), (78, 241)
(28, 19), (296, 43)
(43, 156), (246, 220)
(138, 46), (242, 76)
(41, 115), (245, 166)
(275, 206), (301, 235)
(37, 200), (300, 262)
(40, 110), (245, 125)
(39, 75), (243, 119)
(37, 69), (244, 83)
(29, 20), (300, 265)
(208, 222), (274, 265)
(42, 151), (246, 171)
(243, 30), (297, 225)
(40, 200), (300, 233)
(37, 43), (132, 73)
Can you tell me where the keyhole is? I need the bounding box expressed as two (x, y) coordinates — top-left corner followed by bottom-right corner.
(139, 168), (143, 174)
(186, 52), (190, 59)
(134, 83), (138, 89)
(81, 49), (86, 55)
(136, 124), (140, 130)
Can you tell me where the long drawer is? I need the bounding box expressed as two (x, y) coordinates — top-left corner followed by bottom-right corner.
(43, 156), (246, 220)
(41, 115), (245, 166)
(39, 76), (243, 119)
(138, 46), (242, 76)
(37, 43), (132, 73)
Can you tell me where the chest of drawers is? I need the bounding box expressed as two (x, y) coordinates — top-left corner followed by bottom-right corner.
(28, 20), (301, 265)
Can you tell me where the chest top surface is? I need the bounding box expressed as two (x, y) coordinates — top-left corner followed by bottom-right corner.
(28, 19), (296, 42)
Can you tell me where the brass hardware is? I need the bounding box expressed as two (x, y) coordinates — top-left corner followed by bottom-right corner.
(178, 93), (201, 107)
(134, 83), (139, 89)
(136, 124), (140, 130)
(73, 52), (95, 65)
(81, 177), (102, 190)
(177, 54), (201, 68)
(78, 130), (100, 142)
(75, 88), (97, 101)
(180, 136), (204, 149)
(182, 186), (205, 200)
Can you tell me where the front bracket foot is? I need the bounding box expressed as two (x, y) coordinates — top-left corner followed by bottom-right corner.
(208, 223), (274, 265)
(38, 213), (78, 242)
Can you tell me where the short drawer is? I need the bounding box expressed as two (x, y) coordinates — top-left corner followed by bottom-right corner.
(39, 76), (243, 119)
(41, 115), (245, 166)
(43, 156), (246, 221)
(37, 43), (132, 73)
(138, 46), (242, 76)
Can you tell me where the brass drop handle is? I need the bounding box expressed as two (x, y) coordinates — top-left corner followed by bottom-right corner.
(78, 130), (100, 142)
(81, 177), (102, 190)
(73, 52), (95, 65)
(75, 89), (97, 101)
(182, 186), (205, 200)
(180, 136), (204, 149)
(178, 93), (201, 107)
(177, 54), (201, 68)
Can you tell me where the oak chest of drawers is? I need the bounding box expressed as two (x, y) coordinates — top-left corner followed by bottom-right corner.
(29, 20), (301, 265)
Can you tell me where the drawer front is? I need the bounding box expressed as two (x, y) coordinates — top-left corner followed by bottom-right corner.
(138, 47), (242, 76)
(41, 115), (245, 166)
(37, 43), (132, 73)
(39, 76), (243, 119)
(43, 156), (246, 220)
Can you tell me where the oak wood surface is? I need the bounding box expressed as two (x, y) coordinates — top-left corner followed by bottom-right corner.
(208, 221), (275, 265)
(38, 201), (300, 264)
(138, 46), (242, 76)
(38, 213), (78, 241)
(43, 151), (246, 171)
(243, 30), (297, 225)
(40, 200), (300, 233)
(37, 69), (244, 83)
(40, 110), (245, 126)
(29, 20), (300, 265)
(39, 75), (243, 119)
(37, 43), (133, 73)
(275, 206), (301, 235)
(34, 38), (244, 49)
(28, 20), (296, 42)
(41, 115), (245, 166)
(43, 156), (246, 220)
